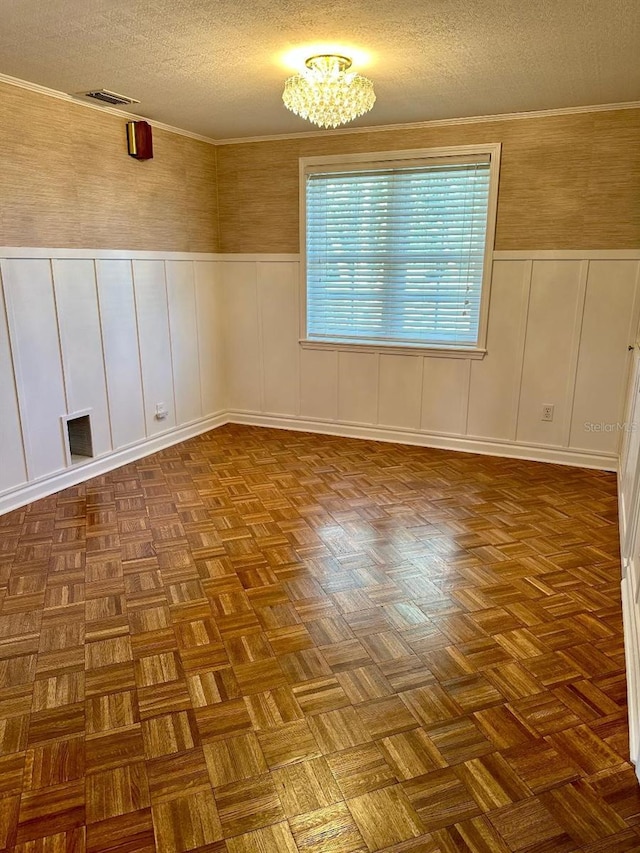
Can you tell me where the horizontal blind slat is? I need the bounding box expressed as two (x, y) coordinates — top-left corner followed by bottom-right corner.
(306, 160), (490, 347)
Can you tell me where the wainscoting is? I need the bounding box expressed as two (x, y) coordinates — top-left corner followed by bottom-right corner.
(222, 251), (640, 471)
(0, 249), (225, 514)
(618, 347), (640, 775)
(1, 248), (639, 514)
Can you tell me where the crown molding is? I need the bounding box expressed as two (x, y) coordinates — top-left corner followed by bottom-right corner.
(0, 72), (218, 146)
(217, 100), (640, 145)
(1, 71), (638, 147)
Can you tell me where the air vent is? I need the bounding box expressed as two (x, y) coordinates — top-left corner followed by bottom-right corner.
(76, 89), (140, 106)
(62, 412), (94, 465)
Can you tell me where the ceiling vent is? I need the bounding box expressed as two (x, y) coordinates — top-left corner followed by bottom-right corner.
(75, 89), (140, 107)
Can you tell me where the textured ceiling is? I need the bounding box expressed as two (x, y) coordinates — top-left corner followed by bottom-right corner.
(0, 0), (638, 140)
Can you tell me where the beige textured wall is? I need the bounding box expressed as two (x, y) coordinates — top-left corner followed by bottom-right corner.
(0, 82), (219, 251)
(2, 81), (638, 254)
(216, 108), (640, 253)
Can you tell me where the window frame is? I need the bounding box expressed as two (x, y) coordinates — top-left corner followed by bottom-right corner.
(298, 143), (502, 359)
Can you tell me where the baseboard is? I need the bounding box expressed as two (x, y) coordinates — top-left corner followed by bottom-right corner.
(618, 470), (630, 566)
(619, 467), (640, 775)
(1, 409), (618, 515)
(621, 574), (640, 775)
(0, 412), (228, 515)
(227, 411), (618, 471)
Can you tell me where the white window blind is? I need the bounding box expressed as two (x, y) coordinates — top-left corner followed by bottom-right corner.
(305, 157), (492, 347)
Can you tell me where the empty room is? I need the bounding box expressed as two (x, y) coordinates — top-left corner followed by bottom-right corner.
(1, 1), (640, 850)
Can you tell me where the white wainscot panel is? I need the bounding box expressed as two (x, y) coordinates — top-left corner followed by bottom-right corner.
(421, 357), (470, 435)
(194, 262), (225, 415)
(378, 354), (423, 430)
(338, 351), (378, 424)
(166, 261), (202, 425)
(96, 260), (146, 449)
(570, 261), (640, 454)
(222, 262), (261, 412)
(132, 260), (177, 435)
(619, 351), (640, 545)
(300, 348), (338, 420)
(468, 261), (530, 440)
(1, 259), (67, 479)
(517, 260), (584, 447)
(52, 259), (112, 457)
(0, 282), (27, 491)
(259, 262), (299, 416)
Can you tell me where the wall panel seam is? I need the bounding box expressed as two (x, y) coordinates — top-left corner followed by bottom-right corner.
(564, 259), (590, 448)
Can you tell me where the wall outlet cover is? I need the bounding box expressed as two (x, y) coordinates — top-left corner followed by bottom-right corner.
(542, 404), (554, 422)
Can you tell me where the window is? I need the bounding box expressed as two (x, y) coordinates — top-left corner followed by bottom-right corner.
(300, 144), (501, 355)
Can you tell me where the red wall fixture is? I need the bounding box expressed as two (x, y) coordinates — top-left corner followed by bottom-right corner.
(126, 120), (153, 160)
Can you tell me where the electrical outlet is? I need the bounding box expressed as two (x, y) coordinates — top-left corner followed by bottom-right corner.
(155, 402), (169, 420)
(542, 404), (554, 422)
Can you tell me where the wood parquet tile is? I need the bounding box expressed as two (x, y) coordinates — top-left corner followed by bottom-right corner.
(0, 423), (638, 852)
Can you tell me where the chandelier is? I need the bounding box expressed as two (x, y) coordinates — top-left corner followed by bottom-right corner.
(282, 54), (376, 129)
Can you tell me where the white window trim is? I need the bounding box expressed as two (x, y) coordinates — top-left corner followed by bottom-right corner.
(298, 143), (502, 357)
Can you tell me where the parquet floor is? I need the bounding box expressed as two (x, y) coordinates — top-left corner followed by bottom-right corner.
(1, 424), (639, 853)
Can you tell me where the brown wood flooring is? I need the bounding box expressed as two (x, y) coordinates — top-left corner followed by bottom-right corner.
(0, 424), (639, 853)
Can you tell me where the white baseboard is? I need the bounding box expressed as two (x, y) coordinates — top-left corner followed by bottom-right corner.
(0, 408), (618, 516)
(0, 412), (228, 515)
(618, 469), (631, 566)
(621, 574), (640, 776)
(227, 411), (618, 471)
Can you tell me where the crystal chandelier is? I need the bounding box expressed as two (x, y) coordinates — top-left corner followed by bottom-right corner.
(282, 54), (376, 129)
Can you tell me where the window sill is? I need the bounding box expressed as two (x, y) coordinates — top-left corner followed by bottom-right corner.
(299, 339), (487, 360)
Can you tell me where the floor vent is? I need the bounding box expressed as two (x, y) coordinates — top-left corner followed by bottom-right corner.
(65, 414), (94, 463)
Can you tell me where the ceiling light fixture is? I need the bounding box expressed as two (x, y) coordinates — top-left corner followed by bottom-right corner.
(282, 54), (375, 129)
